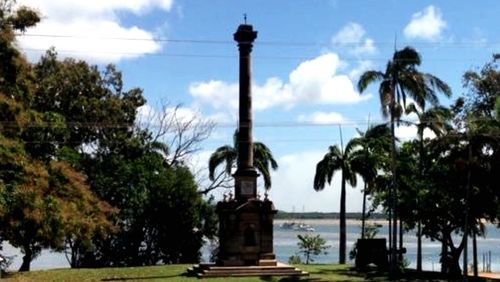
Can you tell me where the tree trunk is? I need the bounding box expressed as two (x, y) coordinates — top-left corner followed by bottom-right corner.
(339, 172), (346, 264)
(441, 238), (448, 273)
(449, 249), (463, 277)
(399, 219), (404, 263)
(417, 134), (424, 273)
(388, 194), (392, 266)
(417, 220), (422, 272)
(473, 228), (478, 277)
(361, 183), (367, 239)
(463, 144), (473, 278)
(19, 247), (32, 272)
(390, 112), (398, 271)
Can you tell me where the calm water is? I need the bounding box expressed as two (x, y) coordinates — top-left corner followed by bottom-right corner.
(272, 219), (500, 272)
(2, 219), (500, 272)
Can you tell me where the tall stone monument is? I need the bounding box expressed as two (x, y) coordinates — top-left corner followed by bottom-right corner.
(216, 23), (277, 267)
(188, 23), (307, 277)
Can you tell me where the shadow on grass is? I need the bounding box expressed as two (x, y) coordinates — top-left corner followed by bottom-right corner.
(258, 275), (321, 282)
(101, 274), (181, 281)
(314, 266), (367, 278)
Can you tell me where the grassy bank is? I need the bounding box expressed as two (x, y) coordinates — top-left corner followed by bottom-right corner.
(1, 264), (494, 282)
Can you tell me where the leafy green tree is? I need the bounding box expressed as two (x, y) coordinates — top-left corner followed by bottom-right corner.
(358, 46), (451, 268)
(1, 1), (218, 271)
(349, 124), (391, 238)
(80, 138), (217, 267)
(458, 54), (500, 120)
(208, 130), (278, 190)
(405, 103), (452, 272)
(394, 127), (496, 277)
(0, 3), (134, 270)
(314, 137), (364, 264)
(32, 50), (145, 152)
(0, 0), (39, 103)
(0, 134), (116, 271)
(296, 234), (329, 264)
(452, 54), (499, 276)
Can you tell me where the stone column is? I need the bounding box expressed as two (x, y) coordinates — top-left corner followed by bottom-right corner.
(233, 24), (258, 201)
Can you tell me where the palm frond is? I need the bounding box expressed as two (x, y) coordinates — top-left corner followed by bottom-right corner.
(405, 103), (420, 116)
(313, 145), (342, 191)
(208, 145), (236, 180)
(254, 142), (278, 170)
(379, 80), (392, 118)
(424, 74), (452, 98)
(357, 70), (385, 92)
(254, 157), (272, 190)
(393, 46), (421, 68)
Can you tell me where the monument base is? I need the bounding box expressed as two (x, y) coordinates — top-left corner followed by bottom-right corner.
(187, 198), (307, 277)
(216, 198), (277, 266)
(187, 262), (309, 278)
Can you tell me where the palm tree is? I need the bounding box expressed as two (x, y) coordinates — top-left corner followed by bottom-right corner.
(208, 130), (278, 191)
(313, 137), (361, 264)
(405, 103), (452, 272)
(350, 124), (392, 238)
(358, 46), (451, 269)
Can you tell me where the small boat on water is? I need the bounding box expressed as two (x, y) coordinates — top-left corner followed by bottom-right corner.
(280, 221), (315, 232)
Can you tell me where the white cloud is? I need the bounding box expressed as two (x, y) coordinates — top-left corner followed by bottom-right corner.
(189, 53), (371, 112)
(16, 0), (172, 62)
(404, 5), (447, 41)
(395, 124), (436, 141)
(297, 112), (347, 125)
(19, 0), (173, 19)
(268, 151), (364, 212)
(331, 23), (376, 56)
(189, 81), (239, 110)
(395, 124), (418, 141)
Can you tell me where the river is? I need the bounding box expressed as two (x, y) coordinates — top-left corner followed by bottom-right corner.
(2, 219), (499, 272)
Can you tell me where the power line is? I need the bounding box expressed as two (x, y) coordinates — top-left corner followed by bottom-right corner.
(0, 117), (496, 129)
(20, 48), (485, 63)
(16, 33), (500, 48)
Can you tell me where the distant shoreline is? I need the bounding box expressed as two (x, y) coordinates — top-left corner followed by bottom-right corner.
(274, 218), (388, 225)
(275, 211), (387, 220)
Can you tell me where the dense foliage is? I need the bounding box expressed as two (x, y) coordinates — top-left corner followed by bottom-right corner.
(0, 1), (216, 271)
(366, 54), (499, 276)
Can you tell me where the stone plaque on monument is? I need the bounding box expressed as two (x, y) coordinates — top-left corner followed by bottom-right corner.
(241, 180), (254, 196)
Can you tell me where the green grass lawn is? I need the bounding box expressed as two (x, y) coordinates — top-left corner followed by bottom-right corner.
(1, 264), (494, 282)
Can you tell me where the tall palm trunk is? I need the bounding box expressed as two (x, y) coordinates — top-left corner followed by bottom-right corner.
(390, 109), (398, 271)
(417, 135), (425, 272)
(417, 221), (422, 271)
(463, 144), (473, 278)
(361, 183), (367, 239)
(339, 171), (347, 264)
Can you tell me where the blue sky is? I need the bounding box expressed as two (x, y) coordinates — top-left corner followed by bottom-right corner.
(16, 0), (499, 212)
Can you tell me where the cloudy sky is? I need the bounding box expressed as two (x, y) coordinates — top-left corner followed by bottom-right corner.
(15, 0), (499, 212)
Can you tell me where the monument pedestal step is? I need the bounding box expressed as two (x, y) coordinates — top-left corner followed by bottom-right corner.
(187, 262), (308, 278)
(258, 259), (277, 266)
